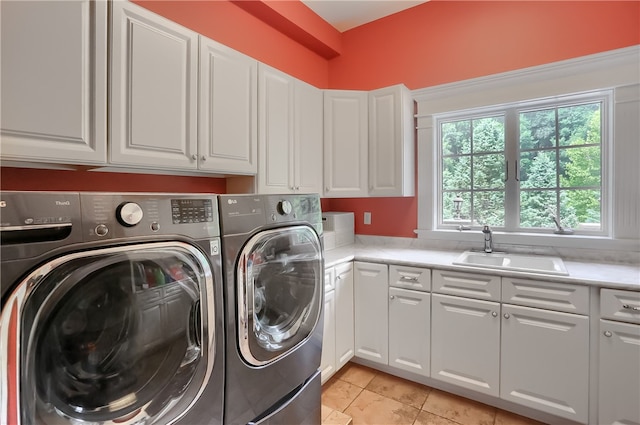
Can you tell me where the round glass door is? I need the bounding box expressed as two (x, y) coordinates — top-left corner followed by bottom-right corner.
(13, 242), (215, 425)
(237, 225), (322, 366)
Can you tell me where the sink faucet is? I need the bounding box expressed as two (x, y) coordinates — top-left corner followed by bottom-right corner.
(482, 225), (493, 253)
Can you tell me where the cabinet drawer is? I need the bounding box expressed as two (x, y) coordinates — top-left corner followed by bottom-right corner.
(601, 288), (640, 324)
(324, 266), (336, 293)
(502, 278), (589, 315)
(389, 265), (431, 292)
(432, 269), (500, 301)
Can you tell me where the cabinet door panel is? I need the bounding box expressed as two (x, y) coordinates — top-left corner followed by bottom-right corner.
(258, 65), (294, 193)
(431, 294), (500, 396)
(354, 262), (388, 364)
(1, 0), (106, 164)
(111, 1), (197, 168)
(295, 80), (323, 194)
(368, 85), (414, 197)
(335, 262), (354, 368)
(389, 288), (430, 377)
(501, 304), (589, 424)
(320, 289), (336, 384)
(323, 91), (368, 197)
(199, 37), (257, 174)
(599, 319), (640, 425)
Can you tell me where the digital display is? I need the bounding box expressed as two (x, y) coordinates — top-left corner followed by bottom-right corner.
(171, 199), (214, 224)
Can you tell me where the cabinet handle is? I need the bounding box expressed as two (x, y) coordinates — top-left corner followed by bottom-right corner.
(191, 154), (197, 161)
(389, 295), (395, 300)
(492, 311), (498, 317)
(401, 276), (419, 282)
(325, 187), (329, 192)
(604, 331), (613, 337)
(201, 155), (207, 161)
(622, 304), (640, 311)
(503, 313), (510, 319)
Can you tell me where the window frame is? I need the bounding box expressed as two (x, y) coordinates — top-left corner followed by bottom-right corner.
(413, 46), (640, 253)
(434, 91), (611, 237)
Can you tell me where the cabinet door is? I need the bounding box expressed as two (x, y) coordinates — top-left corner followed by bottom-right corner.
(354, 262), (388, 365)
(599, 319), (640, 425)
(431, 294), (500, 396)
(335, 262), (354, 369)
(323, 90), (368, 198)
(389, 288), (430, 377)
(320, 289), (336, 384)
(199, 36), (257, 174)
(111, 1), (198, 169)
(1, 0), (107, 165)
(368, 85), (414, 197)
(501, 304), (589, 424)
(258, 65), (294, 193)
(294, 80), (323, 194)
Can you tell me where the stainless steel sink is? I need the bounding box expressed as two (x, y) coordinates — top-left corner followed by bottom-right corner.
(453, 251), (569, 276)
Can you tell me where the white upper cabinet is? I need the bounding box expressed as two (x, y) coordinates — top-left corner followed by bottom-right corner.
(324, 85), (415, 198)
(257, 64), (322, 194)
(369, 85), (415, 197)
(323, 90), (369, 197)
(0, 0), (107, 165)
(199, 36), (257, 174)
(294, 79), (324, 194)
(110, 1), (198, 170)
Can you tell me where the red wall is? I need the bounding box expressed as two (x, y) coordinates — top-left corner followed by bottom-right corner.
(2, 0), (638, 237)
(323, 0), (639, 237)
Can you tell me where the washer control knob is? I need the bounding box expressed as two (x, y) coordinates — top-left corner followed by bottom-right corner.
(117, 202), (144, 227)
(150, 222), (160, 232)
(277, 200), (293, 216)
(95, 224), (109, 236)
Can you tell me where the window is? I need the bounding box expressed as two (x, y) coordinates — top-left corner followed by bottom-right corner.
(437, 93), (608, 235)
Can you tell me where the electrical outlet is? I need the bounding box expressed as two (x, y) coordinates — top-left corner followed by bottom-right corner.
(364, 211), (371, 225)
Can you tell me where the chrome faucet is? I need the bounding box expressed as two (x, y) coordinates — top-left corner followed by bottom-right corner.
(482, 225), (493, 253)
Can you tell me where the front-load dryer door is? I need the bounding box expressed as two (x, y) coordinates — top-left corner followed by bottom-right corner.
(1, 242), (216, 425)
(237, 225), (323, 366)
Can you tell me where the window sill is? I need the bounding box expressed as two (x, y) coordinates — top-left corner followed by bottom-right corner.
(415, 228), (640, 253)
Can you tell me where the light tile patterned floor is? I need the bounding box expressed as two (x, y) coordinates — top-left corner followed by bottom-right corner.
(321, 362), (549, 425)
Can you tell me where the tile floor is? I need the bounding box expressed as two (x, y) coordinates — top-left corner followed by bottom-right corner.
(321, 362), (548, 425)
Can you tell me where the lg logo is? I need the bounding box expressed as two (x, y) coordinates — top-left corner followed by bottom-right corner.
(227, 199), (237, 205)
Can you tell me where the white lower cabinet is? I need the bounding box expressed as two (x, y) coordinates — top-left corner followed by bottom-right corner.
(389, 287), (430, 377)
(500, 304), (589, 423)
(432, 270), (590, 424)
(598, 288), (640, 425)
(334, 262), (355, 369)
(320, 287), (336, 383)
(321, 262), (354, 384)
(354, 262), (389, 364)
(431, 293), (501, 396)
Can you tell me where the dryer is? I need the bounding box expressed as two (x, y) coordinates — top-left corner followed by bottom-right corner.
(218, 194), (324, 425)
(0, 191), (224, 425)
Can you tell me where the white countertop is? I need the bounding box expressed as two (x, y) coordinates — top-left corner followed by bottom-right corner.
(324, 243), (640, 291)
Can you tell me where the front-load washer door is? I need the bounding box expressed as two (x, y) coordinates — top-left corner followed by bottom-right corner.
(0, 242), (216, 425)
(237, 225), (323, 366)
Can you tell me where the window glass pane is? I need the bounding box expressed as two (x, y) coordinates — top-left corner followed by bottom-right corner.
(442, 120), (471, 155)
(472, 116), (504, 153)
(558, 103), (601, 146)
(561, 189), (601, 231)
(520, 190), (556, 228)
(472, 191), (504, 226)
(520, 150), (557, 189)
(442, 156), (470, 190)
(473, 153), (505, 190)
(559, 146), (601, 188)
(442, 191), (471, 222)
(520, 109), (556, 150)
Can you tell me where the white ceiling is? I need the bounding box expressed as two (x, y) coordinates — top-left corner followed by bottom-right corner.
(301, 0), (429, 32)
